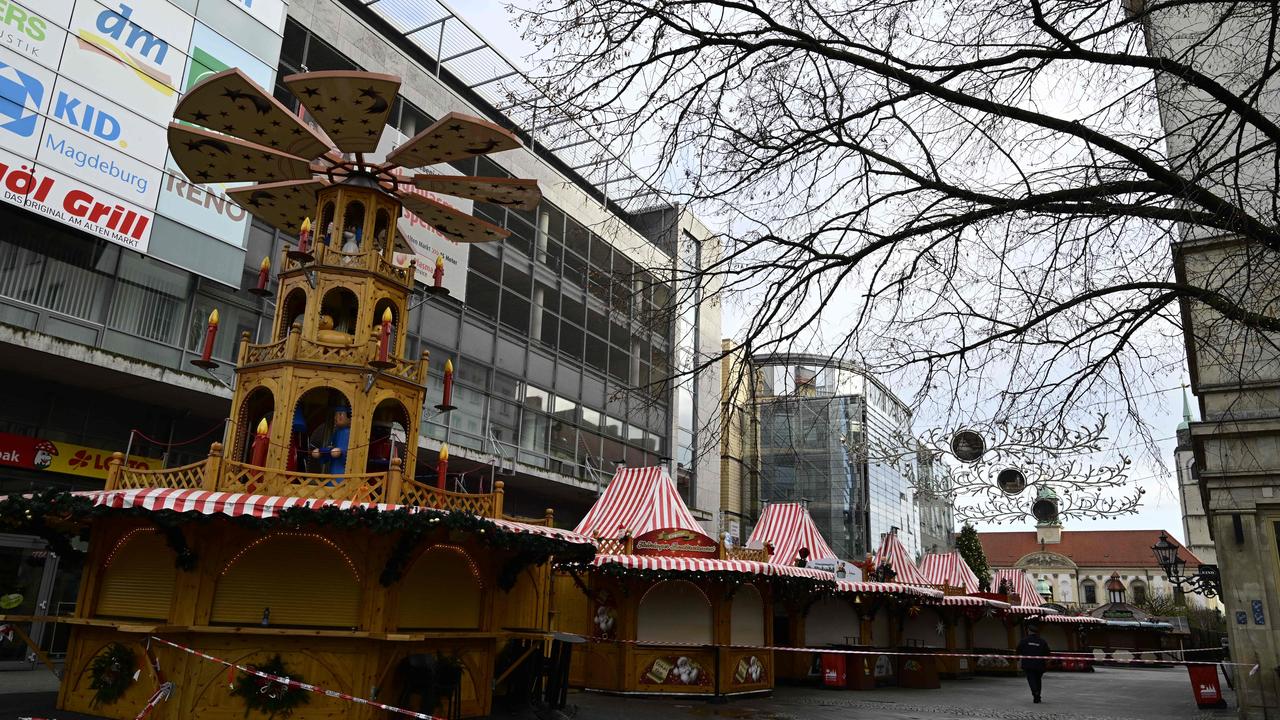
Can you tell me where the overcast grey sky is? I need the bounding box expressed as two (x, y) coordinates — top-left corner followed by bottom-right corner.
(448, 0), (1195, 546)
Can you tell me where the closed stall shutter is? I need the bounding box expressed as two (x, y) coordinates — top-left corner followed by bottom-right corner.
(97, 529), (175, 620)
(397, 545), (483, 630)
(211, 534), (362, 628)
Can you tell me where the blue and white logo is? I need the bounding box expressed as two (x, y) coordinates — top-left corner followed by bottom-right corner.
(0, 59), (43, 138)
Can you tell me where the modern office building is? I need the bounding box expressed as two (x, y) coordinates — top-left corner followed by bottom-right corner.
(916, 446), (956, 555)
(0, 0), (722, 667)
(751, 353), (927, 560)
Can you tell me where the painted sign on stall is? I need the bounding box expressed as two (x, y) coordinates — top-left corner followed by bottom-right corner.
(633, 528), (718, 558)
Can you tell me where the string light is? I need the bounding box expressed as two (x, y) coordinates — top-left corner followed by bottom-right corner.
(419, 544), (483, 588)
(220, 531), (361, 582)
(104, 527), (158, 569)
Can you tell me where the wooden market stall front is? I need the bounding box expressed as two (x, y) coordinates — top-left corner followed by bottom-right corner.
(0, 66), (603, 720)
(554, 469), (834, 697)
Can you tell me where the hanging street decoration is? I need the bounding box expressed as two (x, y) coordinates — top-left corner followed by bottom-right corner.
(996, 467), (1027, 495)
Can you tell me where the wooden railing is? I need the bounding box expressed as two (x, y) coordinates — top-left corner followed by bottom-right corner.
(103, 444), (505, 518)
(281, 244), (414, 288)
(239, 328), (429, 385)
(502, 509), (556, 527)
(725, 546), (772, 563)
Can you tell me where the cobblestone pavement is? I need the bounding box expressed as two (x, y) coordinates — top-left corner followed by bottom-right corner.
(570, 667), (1238, 720)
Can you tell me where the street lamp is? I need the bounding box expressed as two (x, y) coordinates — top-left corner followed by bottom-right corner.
(1151, 532), (1222, 598)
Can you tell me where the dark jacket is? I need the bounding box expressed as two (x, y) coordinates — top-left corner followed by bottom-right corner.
(1017, 634), (1052, 671)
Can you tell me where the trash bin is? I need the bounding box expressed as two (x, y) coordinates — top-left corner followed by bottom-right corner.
(1187, 664), (1227, 709)
(821, 653), (846, 687)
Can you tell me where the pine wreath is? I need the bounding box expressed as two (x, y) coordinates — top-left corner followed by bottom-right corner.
(231, 654), (310, 719)
(88, 642), (136, 706)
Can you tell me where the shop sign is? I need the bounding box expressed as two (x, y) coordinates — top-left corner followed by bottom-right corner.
(228, 0), (287, 35)
(0, 0), (72, 72)
(0, 430), (156, 480)
(633, 528), (718, 558)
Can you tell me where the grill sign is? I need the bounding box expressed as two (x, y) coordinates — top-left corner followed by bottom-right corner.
(633, 529), (718, 558)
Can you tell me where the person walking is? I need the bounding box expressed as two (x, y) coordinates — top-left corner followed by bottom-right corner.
(1016, 621), (1052, 703)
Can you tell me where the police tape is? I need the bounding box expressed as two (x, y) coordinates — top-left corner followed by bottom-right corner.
(581, 635), (1259, 670)
(147, 636), (444, 720)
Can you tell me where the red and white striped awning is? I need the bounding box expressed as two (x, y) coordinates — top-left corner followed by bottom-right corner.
(573, 466), (712, 543)
(1039, 614), (1104, 624)
(747, 502), (838, 566)
(994, 568), (1044, 606)
(86, 488), (595, 546)
(591, 553), (834, 580)
(873, 529), (932, 586)
(1006, 605), (1056, 616)
(834, 579), (944, 599)
(938, 595), (1010, 608)
(919, 551), (981, 593)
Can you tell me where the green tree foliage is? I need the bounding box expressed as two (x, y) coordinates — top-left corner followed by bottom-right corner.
(957, 524), (993, 591)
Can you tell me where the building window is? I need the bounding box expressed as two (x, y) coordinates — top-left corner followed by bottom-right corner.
(1131, 581), (1147, 605)
(1081, 580), (1097, 605)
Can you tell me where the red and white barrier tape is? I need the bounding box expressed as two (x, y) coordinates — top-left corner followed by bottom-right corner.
(148, 636), (445, 720)
(0, 623), (13, 642)
(583, 635), (1258, 670)
(133, 681), (174, 720)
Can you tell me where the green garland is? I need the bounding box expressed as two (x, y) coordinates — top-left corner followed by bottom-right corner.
(0, 490), (597, 568)
(88, 642), (136, 706)
(231, 654), (310, 719)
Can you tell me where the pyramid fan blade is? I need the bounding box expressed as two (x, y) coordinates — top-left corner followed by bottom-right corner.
(399, 192), (511, 244)
(168, 124), (314, 184)
(385, 112), (520, 170)
(283, 71), (400, 154)
(226, 179), (327, 236)
(413, 175), (541, 211)
(175, 68), (332, 161)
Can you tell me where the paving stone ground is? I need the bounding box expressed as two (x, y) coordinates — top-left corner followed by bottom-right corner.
(0, 665), (1240, 719)
(568, 666), (1239, 720)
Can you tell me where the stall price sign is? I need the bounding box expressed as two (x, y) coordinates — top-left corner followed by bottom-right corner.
(633, 529), (718, 558)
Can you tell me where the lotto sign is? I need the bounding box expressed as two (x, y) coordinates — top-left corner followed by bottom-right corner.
(0, 430), (157, 480)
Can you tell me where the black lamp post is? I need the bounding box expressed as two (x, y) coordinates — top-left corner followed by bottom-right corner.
(1152, 532), (1221, 598)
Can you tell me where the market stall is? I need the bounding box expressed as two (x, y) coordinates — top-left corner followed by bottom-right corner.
(1037, 614), (1107, 670)
(0, 66), (593, 720)
(554, 468), (832, 697)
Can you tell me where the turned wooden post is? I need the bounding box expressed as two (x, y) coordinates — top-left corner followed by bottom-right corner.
(203, 442), (223, 492)
(237, 330), (251, 364)
(418, 349), (430, 384)
(386, 456), (404, 504)
(493, 479), (504, 518)
(105, 452), (124, 490)
(544, 507), (555, 527)
(286, 322), (302, 360)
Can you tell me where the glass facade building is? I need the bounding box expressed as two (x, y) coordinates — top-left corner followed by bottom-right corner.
(754, 355), (923, 559)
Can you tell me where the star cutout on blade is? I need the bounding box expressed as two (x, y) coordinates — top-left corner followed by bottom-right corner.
(359, 86), (380, 99)
(241, 153), (252, 160)
(314, 104), (327, 112)
(271, 120), (282, 127)
(253, 128), (266, 137)
(196, 170), (210, 180)
(192, 111), (210, 122)
(333, 116), (346, 126)
(301, 86), (320, 97)
(446, 123), (464, 132)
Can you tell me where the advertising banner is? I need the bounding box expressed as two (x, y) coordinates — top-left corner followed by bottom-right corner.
(0, 430), (157, 481)
(0, 0), (288, 270)
(156, 21), (272, 248)
(373, 129), (473, 300)
(632, 528), (719, 558)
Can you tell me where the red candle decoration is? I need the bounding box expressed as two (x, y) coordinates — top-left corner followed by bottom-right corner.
(288, 217), (313, 261)
(251, 418), (270, 466)
(257, 256), (270, 288)
(435, 357), (456, 411)
(436, 443), (449, 489)
(299, 217), (311, 252)
(192, 309), (219, 368)
(433, 255), (445, 288)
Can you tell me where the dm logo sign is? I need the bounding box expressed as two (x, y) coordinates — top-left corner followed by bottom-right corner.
(0, 58), (42, 138)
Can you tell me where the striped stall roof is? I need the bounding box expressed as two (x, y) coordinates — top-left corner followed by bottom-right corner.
(1006, 605), (1056, 616)
(573, 466), (711, 542)
(591, 553), (834, 581)
(919, 552), (981, 593)
(747, 502), (838, 566)
(84, 488), (595, 546)
(834, 579), (944, 599)
(938, 595), (1010, 608)
(873, 530), (932, 586)
(1039, 614), (1105, 624)
(994, 568), (1044, 606)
